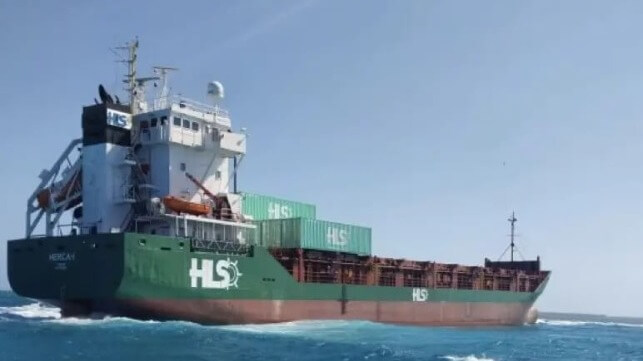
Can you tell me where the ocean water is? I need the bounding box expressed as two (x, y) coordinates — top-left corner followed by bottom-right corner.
(0, 291), (641, 361)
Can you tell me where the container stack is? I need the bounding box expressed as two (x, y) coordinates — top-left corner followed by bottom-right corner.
(239, 192), (371, 256)
(239, 192), (316, 220)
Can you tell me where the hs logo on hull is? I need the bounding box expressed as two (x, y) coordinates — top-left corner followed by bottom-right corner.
(189, 258), (242, 290)
(412, 288), (429, 302)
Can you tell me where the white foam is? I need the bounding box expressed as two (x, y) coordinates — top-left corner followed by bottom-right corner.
(537, 319), (643, 328)
(221, 320), (333, 334)
(0, 302), (165, 325)
(48, 315), (160, 326)
(0, 302), (61, 319)
(536, 319), (584, 326)
(220, 320), (373, 335)
(441, 355), (495, 361)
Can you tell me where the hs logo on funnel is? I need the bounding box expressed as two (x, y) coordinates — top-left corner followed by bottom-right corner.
(106, 109), (130, 129)
(189, 258), (242, 290)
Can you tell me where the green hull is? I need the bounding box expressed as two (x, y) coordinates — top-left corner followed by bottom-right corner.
(7, 233), (549, 325)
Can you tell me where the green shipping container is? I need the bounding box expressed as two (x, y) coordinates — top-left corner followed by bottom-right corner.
(240, 192), (316, 220)
(257, 218), (372, 256)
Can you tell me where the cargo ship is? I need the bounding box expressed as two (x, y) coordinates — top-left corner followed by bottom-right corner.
(7, 40), (549, 326)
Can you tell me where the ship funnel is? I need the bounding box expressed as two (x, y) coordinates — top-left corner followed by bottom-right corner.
(207, 81), (225, 104)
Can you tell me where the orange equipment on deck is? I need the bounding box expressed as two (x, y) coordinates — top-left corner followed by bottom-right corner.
(184, 172), (234, 220)
(162, 196), (211, 216)
(36, 171), (82, 210)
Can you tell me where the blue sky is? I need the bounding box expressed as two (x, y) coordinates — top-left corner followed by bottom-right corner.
(2, 0), (643, 317)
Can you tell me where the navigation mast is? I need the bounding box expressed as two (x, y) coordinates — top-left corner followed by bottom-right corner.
(508, 211), (517, 262)
(116, 38), (139, 114)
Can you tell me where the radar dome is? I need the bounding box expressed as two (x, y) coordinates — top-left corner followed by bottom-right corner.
(207, 81), (225, 100)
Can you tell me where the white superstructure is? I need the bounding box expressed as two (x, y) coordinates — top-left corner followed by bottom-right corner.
(134, 96), (245, 204)
(25, 40), (255, 245)
(131, 91), (250, 240)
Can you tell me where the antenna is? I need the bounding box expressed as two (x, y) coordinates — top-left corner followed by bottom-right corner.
(508, 211), (517, 262)
(496, 211), (524, 262)
(153, 66), (178, 108)
(133, 76), (159, 113)
(116, 38), (139, 114)
(153, 66), (178, 97)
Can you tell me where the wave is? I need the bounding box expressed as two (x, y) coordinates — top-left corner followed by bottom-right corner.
(0, 301), (161, 326)
(441, 355), (494, 361)
(0, 304), (358, 331)
(0, 302), (61, 319)
(219, 319), (380, 335)
(55, 318), (355, 331)
(47, 316), (161, 326)
(537, 319), (643, 328)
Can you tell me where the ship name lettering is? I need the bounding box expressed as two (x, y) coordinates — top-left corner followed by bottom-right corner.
(48, 252), (75, 262)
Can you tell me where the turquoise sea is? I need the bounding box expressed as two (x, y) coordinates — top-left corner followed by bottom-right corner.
(0, 291), (641, 361)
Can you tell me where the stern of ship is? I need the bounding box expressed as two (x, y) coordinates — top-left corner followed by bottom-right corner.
(7, 233), (125, 316)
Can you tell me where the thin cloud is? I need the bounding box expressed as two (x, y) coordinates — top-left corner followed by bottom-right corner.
(221, 0), (317, 48)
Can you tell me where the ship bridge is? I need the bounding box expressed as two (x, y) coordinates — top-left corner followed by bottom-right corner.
(135, 95), (245, 155)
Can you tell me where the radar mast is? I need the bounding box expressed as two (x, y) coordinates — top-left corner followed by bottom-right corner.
(153, 66), (178, 109)
(116, 38), (139, 114)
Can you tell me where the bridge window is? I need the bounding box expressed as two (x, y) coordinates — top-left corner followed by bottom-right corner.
(183, 119), (190, 129)
(160, 116), (167, 125)
(150, 118), (158, 127)
(173, 117), (181, 126)
(192, 121), (199, 131)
